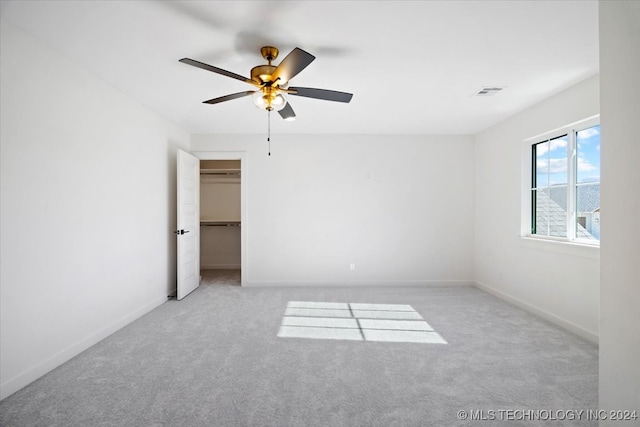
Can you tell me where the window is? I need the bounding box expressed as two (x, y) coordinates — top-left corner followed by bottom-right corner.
(527, 118), (600, 244)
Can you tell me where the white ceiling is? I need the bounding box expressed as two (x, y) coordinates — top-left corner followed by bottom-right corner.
(1, 0), (599, 135)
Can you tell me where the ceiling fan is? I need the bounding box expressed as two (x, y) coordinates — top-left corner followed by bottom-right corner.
(179, 46), (353, 121)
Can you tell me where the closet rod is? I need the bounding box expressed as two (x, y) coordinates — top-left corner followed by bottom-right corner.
(200, 171), (241, 176)
(200, 221), (241, 227)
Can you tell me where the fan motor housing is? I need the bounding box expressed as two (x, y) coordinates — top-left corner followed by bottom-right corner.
(251, 65), (277, 84)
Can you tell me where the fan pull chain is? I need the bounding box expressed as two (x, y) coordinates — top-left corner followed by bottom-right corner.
(267, 110), (271, 156)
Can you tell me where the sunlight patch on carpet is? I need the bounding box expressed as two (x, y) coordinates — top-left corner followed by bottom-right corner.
(277, 301), (447, 344)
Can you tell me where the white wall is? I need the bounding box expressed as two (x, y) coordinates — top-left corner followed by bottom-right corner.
(0, 22), (189, 399)
(200, 227), (242, 269)
(599, 1), (640, 418)
(193, 133), (475, 286)
(474, 75), (600, 343)
(200, 176), (241, 221)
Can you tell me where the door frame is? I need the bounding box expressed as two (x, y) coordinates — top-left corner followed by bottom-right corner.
(192, 151), (248, 286)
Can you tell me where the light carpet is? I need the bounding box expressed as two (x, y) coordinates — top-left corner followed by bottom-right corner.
(0, 270), (598, 426)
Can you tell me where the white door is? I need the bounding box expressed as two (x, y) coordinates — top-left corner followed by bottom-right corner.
(176, 149), (200, 300)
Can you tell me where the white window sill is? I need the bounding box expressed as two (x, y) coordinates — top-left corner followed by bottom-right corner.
(519, 236), (600, 259)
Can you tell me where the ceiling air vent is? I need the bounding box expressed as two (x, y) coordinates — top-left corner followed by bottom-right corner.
(474, 87), (505, 96)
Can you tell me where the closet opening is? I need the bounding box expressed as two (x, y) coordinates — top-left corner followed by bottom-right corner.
(200, 159), (241, 285)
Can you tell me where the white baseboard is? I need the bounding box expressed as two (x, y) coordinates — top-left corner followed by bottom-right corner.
(245, 280), (474, 288)
(473, 281), (599, 344)
(0, 295), (167, 401)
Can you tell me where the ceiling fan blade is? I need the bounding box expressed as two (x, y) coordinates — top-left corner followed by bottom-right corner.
(203, 91), (255, 105)
(289, 87), (353, 103)
(271, 48), (315, 84)
(278, 102), (296, 120)
(179, 58), (259, 86)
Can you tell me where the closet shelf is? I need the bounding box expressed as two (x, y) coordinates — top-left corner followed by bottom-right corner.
(200, 220), (241, 227)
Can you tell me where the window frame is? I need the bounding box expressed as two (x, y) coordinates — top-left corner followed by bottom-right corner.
(522, 115), (600, 246)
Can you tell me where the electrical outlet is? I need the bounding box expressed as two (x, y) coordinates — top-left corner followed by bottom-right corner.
(350, 263), (356, 271)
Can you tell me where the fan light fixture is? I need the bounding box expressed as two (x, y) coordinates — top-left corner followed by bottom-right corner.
(252, 87), (286, 112)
